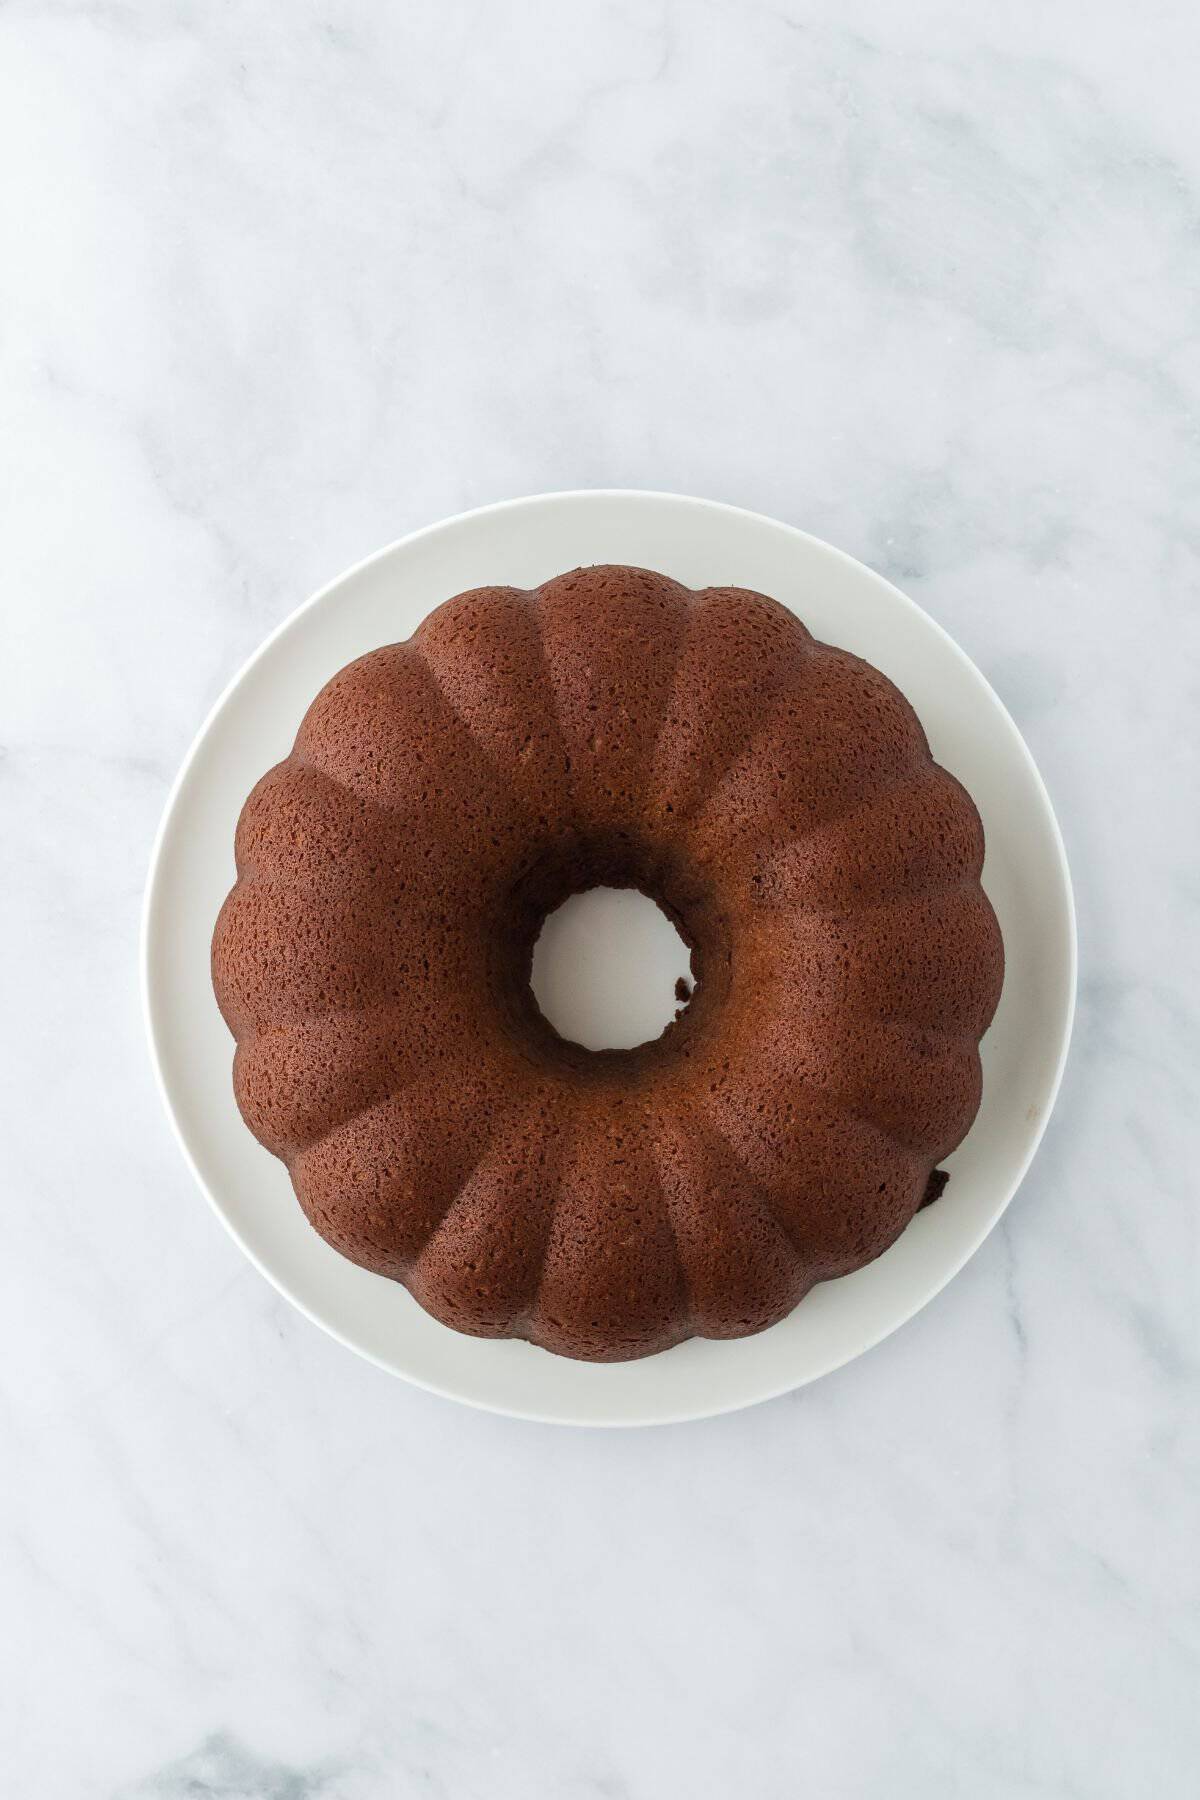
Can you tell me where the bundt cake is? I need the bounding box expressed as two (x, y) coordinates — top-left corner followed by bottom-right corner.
(212, 565), (1003, 1361)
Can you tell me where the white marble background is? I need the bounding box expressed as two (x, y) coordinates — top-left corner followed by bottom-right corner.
(2, 0), (1198, 1794)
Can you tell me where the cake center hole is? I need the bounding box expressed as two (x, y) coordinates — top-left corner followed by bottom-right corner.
(530, 887), (693, 1051)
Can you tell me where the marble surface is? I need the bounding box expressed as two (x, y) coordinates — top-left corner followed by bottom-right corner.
(3, 0), (1198, 1793)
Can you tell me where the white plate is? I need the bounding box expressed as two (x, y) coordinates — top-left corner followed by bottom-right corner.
(143, 491), (1075, 1426)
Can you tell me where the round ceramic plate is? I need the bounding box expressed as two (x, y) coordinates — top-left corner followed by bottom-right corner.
(143, 491), (1075, 1426)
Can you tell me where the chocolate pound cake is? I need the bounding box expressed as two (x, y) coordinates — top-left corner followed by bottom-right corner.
(212, 566), (1003, 1360)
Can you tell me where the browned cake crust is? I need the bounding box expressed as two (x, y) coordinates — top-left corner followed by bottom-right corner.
(212, 566), (1004, 1361)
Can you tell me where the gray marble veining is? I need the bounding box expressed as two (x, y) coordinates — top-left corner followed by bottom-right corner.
(2, 1), (1198, 1795)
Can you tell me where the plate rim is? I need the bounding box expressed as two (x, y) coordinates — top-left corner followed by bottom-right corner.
(142, 488), (1078, 1426)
